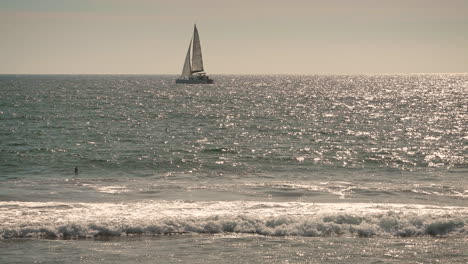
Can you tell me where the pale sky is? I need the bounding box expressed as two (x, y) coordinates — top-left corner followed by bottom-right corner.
(1, 0), (467, 74)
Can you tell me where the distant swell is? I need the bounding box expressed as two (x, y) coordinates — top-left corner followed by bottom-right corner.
(1, 201), (466, 239)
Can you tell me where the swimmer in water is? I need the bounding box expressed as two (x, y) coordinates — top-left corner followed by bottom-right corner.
(74, 166), (78, 175)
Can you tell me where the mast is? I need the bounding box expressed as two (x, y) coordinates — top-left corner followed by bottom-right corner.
(191, 24), (204, 73)
(181, 39), (192, 77)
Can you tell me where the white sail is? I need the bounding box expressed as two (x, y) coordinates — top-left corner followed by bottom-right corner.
(191, 24), (204, 73)
(181, 40), (192, 77)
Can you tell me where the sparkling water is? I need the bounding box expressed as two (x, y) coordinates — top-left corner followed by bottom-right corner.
(0, 74), (467, 263)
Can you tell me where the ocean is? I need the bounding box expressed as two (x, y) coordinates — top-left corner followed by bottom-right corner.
(0, 74), (467, 263)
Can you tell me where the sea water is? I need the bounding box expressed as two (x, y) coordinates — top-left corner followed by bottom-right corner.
(0, 74), (467, 263)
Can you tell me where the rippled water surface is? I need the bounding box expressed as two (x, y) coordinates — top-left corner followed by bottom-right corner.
(0, 74), (467, 263)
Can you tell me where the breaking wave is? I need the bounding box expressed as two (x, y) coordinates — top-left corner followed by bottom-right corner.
(1, 201), (466, 239)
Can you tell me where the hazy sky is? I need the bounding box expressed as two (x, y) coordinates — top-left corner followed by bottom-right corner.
(1, 0), (467, 74)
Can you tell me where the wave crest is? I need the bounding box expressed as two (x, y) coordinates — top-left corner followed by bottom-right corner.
(1, 201), (466, 239)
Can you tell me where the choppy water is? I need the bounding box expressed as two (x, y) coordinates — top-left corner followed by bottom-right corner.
(0, 74), (467, 263)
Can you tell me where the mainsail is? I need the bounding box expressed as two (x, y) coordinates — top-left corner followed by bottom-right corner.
(181, 40), (192, 77)
(191, 24), (204, 73)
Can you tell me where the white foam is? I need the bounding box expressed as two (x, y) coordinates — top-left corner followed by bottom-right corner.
(1, 201), (466, 239)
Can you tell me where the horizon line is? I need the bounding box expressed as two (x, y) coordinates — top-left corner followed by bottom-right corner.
(1, 72), (468, 76)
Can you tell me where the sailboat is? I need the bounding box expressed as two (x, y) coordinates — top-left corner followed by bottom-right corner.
(175, 24), (214, 84)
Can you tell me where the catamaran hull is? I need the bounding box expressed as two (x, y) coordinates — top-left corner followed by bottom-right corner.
(175, 79), (214, 84)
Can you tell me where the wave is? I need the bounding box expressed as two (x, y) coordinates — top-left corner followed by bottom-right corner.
(0, 201), (466, 239)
